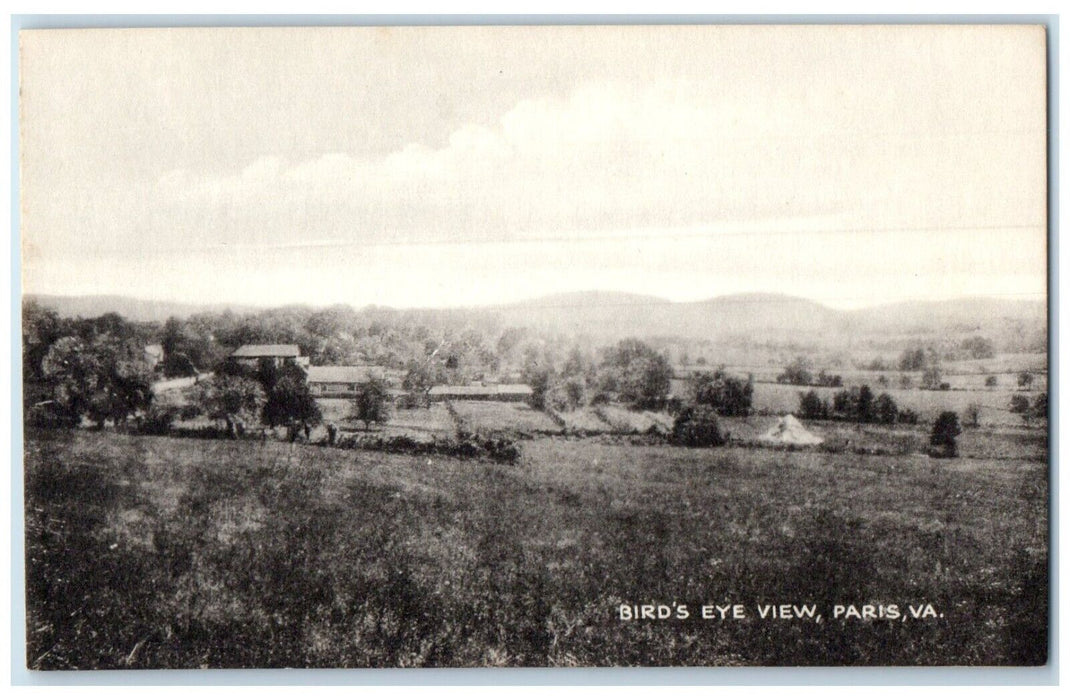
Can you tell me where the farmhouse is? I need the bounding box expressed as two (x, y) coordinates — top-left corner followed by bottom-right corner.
(428, 384), (534, 402)
(229, 344), (309, 369)
(307, 365), (393, 398)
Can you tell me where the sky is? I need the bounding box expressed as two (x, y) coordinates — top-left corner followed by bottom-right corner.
(19, 25), (1048, 310)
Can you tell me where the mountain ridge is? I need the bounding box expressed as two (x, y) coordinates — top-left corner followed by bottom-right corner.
(24, 291), (1045, 342)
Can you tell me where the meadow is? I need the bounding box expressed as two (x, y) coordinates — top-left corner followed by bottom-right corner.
(25, 425), (1047, 669)
(751, 382), (1042, 427)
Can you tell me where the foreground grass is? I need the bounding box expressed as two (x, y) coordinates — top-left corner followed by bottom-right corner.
(25, 429), (1047, 668)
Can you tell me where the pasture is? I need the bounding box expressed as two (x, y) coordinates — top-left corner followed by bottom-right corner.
(450, 400), (563, 435)
(25, 426), (1047, 668)
(751, 382), (1042, 427)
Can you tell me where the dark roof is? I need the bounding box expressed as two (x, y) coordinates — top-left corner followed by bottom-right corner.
(231, 344), (300, 358)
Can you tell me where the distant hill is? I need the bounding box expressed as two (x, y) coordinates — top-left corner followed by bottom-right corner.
(24, 294), (261, 323)
(494, 291), (846, 338)
(23, 291), (1046, 346)
(846, 297), (1047, 332)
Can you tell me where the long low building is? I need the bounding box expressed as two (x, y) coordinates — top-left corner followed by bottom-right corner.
(307, 365), (396, 398)
(427, 384), (534, 402)
(230, 344), (309, 369)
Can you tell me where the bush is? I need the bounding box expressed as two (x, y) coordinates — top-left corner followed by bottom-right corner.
(178, 404), (202, 420)
(338, 430), (522, 464)
(874, 393), (898, 424)
(670, 405), (725, 447)
(692, 369), (754, 417)
(897, 409), (919, 425)
(25, 401), (80, 429)
(930, 411), (961, 458)
(1009, 394), (1031, 414)
(798, 390), (829, 420)
(777, 357), (812, 386)
(140, 406), (178, 436)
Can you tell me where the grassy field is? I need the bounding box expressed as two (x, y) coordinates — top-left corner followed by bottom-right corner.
(594, 405), (675, 434)
(451, 401), (563, 435)
(25, 428), (1047, 668)
(751, 382), (1041, 427)
(557, 408), (615, 433)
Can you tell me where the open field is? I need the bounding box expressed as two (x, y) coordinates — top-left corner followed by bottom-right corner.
(594, 405), (675, 434)
(719, 416), (1048, 461)
(450, 400), (562, 435)
(680, 353), (1048, 392)
(557, 408), (615, 433)
(25, 428), (1047, 668)
(750, 383), (1042, 427)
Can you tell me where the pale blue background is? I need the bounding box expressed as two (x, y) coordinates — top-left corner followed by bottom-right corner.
(9, 13), (1059, 686)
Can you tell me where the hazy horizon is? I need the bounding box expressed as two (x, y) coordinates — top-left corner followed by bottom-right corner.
(20, 26), (1047, 311)
(24, 287), (1048, 316)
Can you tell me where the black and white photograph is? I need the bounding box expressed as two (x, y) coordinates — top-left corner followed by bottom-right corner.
(17, 23), (1050, 670)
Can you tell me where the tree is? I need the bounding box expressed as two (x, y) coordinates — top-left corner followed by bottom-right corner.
(1031, 393), (1048, 422)
(40, 334), (154, 429)
(693, 368), (754, 417)
(798, 390), (829, 420)
(874, 393), (899, 424)
(402, 360), (436, 396)
(960, 336), (995, 360)
(161, 315), (221, 377)
(1018, 372), (1034, 389)
(40, 336), (98, 426)
(671, 405), (725, 447)
(921, 365), (943, 390)
(601, 339), (672, 409)
(547, 376), (586, 412)
(352, 375), (391, 429)
(898, 348), (927, 371)
(964, 402), (982, 428)
(777, 357), (813, 386)
(193, 374), (265, 436)
(1009, 394), (1031, 414)
(856, 385), (875, 422)
(930, 411), (962, 458)
(263, 372), (322, 429)
(985, 375), (998, 388)
(621, 353), (672, 409)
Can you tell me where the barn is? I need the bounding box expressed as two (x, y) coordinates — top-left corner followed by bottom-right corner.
(306, 365), (390, 398)
(229, 344), (309, 369)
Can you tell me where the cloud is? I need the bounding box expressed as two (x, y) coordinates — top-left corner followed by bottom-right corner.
(148, 77), (1043, 257)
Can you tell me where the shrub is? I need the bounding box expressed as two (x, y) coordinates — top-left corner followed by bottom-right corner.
(985, 375), (998, 388)
(25, 401), (80, 429)
(897, 409), (919, 425)
(930, 411), (961, 458)
(921, 366), (943, 390)
(140, 406), (178, 435)
(874, 393), (898, 424)
(1009, 394), (1031, 414)
(777, 357), (812, 386)
(797, 390), (829, 420)
(351, 375), (391, 429)
(692, 368), (753, 416)
(670, 405), (725, 447)
(178, 404), (202, 420)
